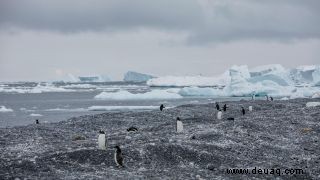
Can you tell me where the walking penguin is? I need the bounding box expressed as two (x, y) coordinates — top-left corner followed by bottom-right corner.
(160, 104), (165, 111)
(241, 107), (246, 115)
(114, 146), (124, 168)
(223, 104), (227, 112)
(215, 103), (220, 111)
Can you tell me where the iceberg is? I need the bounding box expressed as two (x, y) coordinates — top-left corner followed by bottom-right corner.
(123, 71), (156, 82)
(312, 66), (320, 85)
(78, 75), (111, 82)
(288, 65), (319, 86)
(312, 92), (320, 98)
(147, 73), (230, 87)
(94, 90), (182, 100)
(0, 106), (13, 112)
(178, 87), (225, 97)
(147, 64), (319, 98)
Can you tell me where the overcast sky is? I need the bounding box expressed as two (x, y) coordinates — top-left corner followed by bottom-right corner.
(0, 0), (319, 81)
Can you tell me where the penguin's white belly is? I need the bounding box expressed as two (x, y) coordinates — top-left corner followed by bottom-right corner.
(176, 121), (183, 133)
(249, 106), (253, 111)
(217, 111), (222, 119)
(98, 134), (106, 150)
(114, 151), (119, 166)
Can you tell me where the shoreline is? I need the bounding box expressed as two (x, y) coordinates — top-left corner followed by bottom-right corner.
(0, 98), (319, 179)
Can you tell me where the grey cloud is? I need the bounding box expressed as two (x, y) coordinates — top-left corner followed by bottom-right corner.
(0, 0), (319, 43)
(0, 0), (203, 32)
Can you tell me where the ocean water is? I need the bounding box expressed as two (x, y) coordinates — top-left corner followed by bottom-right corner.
(0, 82), (252, 127)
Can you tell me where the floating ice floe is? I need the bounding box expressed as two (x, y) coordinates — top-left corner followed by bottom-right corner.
(29, 113), (43, 117)
(0, 83), (75, 94)
(0, 106), (13, 112)
(306, 102), (320, 107)
(88, 106), (159, 111)
(94, 89), (182, 100)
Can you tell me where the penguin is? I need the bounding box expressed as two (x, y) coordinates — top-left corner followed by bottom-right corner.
(217, 110), (222, 120)
(114, 146), (124, 168)
(252, 93), (256, 100)
(223, 104), (227, 112)
(241, 107), (245, 115)
(98, 130), (106, 150)
(270, 97), (274, 101)
(127, 126), (138, 132)
(249, 106), (253, 111)
(35, 119), (39, 124)
(227, 117), (234, 120)
(176, 117), (183, 133)
(215, 103), (220, 110)
(265, 95), (269, 101)
(160, 104), (165, 111)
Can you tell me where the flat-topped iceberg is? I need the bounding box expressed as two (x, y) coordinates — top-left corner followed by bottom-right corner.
(78, 75), (111, 82)
(123, 71), (155, 82)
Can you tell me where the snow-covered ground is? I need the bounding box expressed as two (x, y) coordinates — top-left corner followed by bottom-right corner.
(0, 98), (319, 179)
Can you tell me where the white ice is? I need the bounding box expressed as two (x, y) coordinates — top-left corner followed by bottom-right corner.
(306, 102), (320, 107)
(29, 113), (43, 117)
(88, 106), (159, 111)
(0, 106), (13, 112)
(94, 90), (182, 100)
(123, 71), (155, 82)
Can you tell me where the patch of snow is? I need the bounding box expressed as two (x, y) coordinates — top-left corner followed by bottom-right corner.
(306, 102), (320, 107)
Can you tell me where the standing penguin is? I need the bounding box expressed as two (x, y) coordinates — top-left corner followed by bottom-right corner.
(252, 93), (256, 100)
(98, 130), (106, 150)
(223, 104), (227, 112)
(241, 107), (245, 115)
(217, 110), (222, 120)
(249, 106), (253, 111)
(160, 104), (165, 111)
(114, 146), (124, 168)
(176, 117), (183, 133)
(215, 103), (220, 110)
(270, 97), (274, 101)
(265, 95), (269, 101)
(35, 119), (39, 124)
